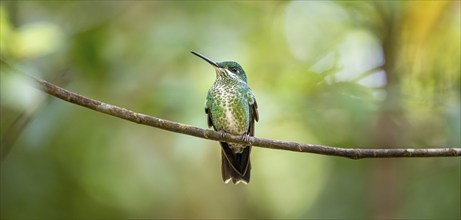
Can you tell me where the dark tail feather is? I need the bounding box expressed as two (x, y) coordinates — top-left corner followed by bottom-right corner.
(220, 142), (251, 184)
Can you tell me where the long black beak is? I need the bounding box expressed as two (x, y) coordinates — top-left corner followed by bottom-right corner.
(191, 51), (219, 68)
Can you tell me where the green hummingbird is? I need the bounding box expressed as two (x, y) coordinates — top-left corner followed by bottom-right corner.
(191, 51), (259, 184)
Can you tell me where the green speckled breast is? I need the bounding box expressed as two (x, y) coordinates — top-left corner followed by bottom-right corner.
(207, 81), (250, 135)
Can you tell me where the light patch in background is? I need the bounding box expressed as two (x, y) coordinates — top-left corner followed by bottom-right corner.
(335, 30), (384, 83)
(309, 52), (339, 74)
(357, 70), (387, 88)
(284, 1), (386, 89)
(0, 72), (45, 112)
(284, 1), (349, 63)
(15, 22), (65, 59)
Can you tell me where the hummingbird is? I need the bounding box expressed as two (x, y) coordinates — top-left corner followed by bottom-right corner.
(191, 51), (259, 184)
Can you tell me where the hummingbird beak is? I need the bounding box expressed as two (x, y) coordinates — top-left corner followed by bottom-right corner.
(191, 51), (220, 68)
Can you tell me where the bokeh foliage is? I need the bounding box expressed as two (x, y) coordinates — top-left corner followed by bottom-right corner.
(1, 1), (460, 219)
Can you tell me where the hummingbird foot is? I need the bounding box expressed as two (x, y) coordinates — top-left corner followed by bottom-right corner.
(241, 133), (251, 144)
(218, 130), (227, 139)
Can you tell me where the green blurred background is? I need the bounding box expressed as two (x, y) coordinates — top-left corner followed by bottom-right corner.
(1, 1), (460, 219)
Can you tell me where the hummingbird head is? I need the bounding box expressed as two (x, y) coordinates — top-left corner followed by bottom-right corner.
(191, 51), (247, 83)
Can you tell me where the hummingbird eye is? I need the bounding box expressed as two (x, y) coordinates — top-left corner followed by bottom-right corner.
(228, 67), (239, 73)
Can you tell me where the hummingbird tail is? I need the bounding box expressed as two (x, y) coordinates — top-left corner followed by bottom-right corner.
(220, 142), (251, 184)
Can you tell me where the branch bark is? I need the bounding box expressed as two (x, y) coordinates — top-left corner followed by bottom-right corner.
(25, 75), (461, 159)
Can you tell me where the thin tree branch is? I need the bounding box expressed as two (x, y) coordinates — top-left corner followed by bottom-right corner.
(21, 75), (459, 160)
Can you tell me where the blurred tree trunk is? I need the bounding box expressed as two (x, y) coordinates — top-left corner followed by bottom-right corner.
(369, 3), (404, 218)
(369, 2), (451, 218)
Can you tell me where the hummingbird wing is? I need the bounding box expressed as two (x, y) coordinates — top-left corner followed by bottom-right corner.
(249, 100), (258, 136)
(205, 94), (213, 128)
(247, 90), (259, 136)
